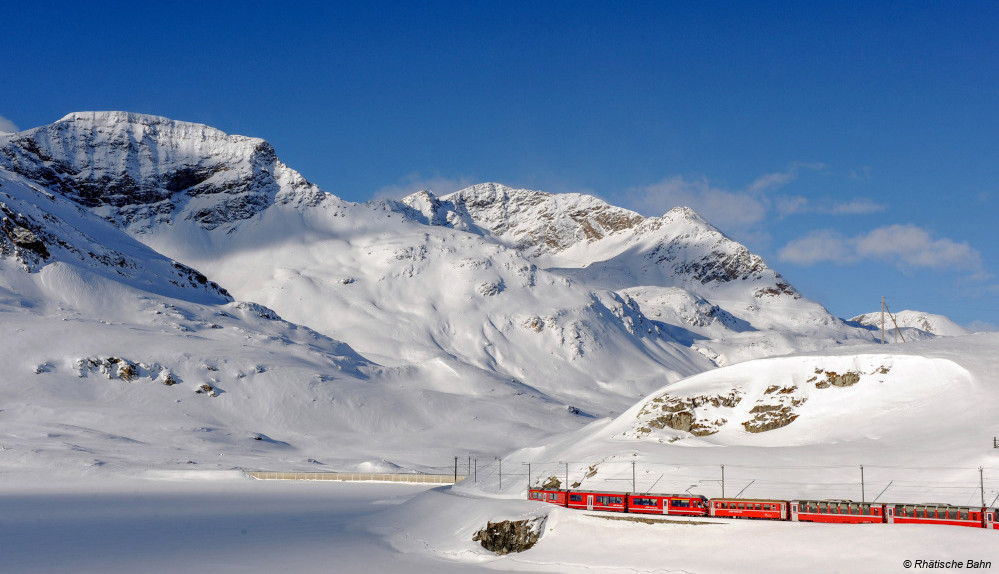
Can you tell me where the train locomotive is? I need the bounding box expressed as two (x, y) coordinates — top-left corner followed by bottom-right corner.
(529, 488), (999, 530)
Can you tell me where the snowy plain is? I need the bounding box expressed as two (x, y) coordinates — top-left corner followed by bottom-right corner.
(3, 473), (994, 574)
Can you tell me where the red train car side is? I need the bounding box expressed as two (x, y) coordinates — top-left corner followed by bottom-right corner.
(709, 498), (787, 520)
(528, 488), (569, 507)
(566, 490), (628, 512)
(527, 488), (569, 506)
(886, 504), (988, 529)
(791, 501), (884, 524)
(628, 494), (709, 517)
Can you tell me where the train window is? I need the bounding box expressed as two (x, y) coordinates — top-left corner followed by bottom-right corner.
(861, 504), (870, 515)
(755, 504), (762, 510)
(808, 503), (817, 513)
(531, 492), (542, 500)
(613, 497), (623, 504)
(570, 494), (582, 502)
(849, 503), (858, 514)
(737, 503), (745, 510)
(949, 509), (958, 519)
(960, 509), (969, 520)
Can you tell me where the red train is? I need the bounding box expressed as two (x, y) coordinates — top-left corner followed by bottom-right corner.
(528, 488), (999, 530)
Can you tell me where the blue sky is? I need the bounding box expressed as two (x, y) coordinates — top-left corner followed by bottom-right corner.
(2, 1), (997, 328)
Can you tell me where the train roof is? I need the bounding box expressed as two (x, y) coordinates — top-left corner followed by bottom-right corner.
(633, 493), (708, 499)
(710, 497), (788, 503)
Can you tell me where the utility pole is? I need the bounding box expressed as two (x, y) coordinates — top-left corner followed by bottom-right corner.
(474, 459), (477, 482)
(721, 465), (725, 498)
(981, 467), (986, 508)
(523, 463), (531, 489)
(632, 461), (636, 492)
(861, 465), (865, 503)
(881, 296), (886, 345)
(454, 457), (458, 483)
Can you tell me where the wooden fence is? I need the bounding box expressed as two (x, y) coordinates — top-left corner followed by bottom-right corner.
(248, 471), (466, 484)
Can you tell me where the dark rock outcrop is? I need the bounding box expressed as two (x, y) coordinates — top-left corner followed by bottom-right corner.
(472, 517), (545, 555)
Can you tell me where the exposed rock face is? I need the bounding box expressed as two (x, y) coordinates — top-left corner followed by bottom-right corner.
(0, 173), (230, 301)
(472, 517), (545, 555)
(635, 391), (741, 437)
(742, 403), (801, 433)
(0, 112), (330, 233)
(0, 201), (51, 268)
(404, 183), (647, 255)
(810, 369), (862, 389)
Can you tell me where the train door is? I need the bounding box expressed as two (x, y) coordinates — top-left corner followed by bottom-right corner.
(587, 495), (594, 511)
(781, 503), (787, 520)
(790, 502), (799, 522)
(663, 499), (669, 515)
(886, 506), (895, 524)
(988, 510), (996, 530)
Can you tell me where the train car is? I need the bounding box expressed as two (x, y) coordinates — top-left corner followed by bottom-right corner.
(709, 498), (788, 520)
(885, 503), (987, 529)
(627, 493), (709, 517)
(528, 488), (569, 507)
(566, 490), (628, 513)
(790, 500), (885, 524)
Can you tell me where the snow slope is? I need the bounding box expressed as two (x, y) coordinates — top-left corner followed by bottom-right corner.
(374, 334), (999, 573)
(851, 309), (972, 338)
(473, 333), (999, 505)
(0, 112), (881, 422)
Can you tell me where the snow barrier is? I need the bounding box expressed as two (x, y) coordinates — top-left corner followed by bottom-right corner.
(248, 472), (467, 484)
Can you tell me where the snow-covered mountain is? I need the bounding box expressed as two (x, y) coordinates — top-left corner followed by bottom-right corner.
(0, 111), (906, 475)
(850, 309), (971, 338)
(486, 332), (999, 505)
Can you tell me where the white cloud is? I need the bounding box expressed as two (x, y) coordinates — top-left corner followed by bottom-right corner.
(779, 224), (983, 273)
(374, 173), (475, 200)
(630, 175), (768, 230)
(747, 162), (826, 193)
(776, 229), (858, 265)
(0, 114), (19, 134)
(827, 199), (886, 215)
(777, 197), (887, 217)
(628, 162), (879, 233)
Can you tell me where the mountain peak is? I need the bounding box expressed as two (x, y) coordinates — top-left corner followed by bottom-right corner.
(436, 183), (646, 255)
(0, 111), (327, 233)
